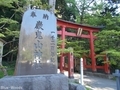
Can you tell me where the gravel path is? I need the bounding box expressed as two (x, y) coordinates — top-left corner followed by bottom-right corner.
(58, 70), (117, 90)
(74, 73), (116, 90)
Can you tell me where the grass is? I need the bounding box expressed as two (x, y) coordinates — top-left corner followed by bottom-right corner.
(0, 69), (14, 78)
(0, 61), (15, 78)
(0, 71), (4, 78)
(86, 87), (91, 90)
(111, 76), (116, 80)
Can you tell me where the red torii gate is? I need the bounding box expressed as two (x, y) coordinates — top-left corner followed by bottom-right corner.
(57, 19), (110, 76)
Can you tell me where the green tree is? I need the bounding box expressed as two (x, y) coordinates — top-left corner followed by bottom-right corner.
(0, 0), (29, 61)
(66, 0), (120, 70)
(55, 0), (78, 22)
(85, 1), (120, 69)
(0, 0), (49, 62)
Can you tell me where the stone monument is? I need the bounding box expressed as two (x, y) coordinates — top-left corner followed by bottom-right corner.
(0, 8), (85, 90)
(0, 9), (69, 90)
(14, 9), (57, 75)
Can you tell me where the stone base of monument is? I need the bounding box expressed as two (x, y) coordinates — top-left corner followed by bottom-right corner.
(0, 74), (68, 90)
(0, 74), (86, 90)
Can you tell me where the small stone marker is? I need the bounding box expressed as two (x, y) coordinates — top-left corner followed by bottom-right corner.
(14, 9), (57, 75)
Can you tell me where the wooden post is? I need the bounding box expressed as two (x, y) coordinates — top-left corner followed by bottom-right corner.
(83, 56), (87, 70)
(104, 55), (110, 74)
(68, 50), (74, 78)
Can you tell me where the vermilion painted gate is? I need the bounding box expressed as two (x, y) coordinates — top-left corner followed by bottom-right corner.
(57, 19), (110, 77)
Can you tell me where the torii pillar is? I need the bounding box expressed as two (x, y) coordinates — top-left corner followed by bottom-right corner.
(60, 26), (66, 74)
(90, 31), (96, 72)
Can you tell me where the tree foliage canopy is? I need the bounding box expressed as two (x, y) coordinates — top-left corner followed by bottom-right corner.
(56, 0), (120, 69)
(0, 0), (120, 70)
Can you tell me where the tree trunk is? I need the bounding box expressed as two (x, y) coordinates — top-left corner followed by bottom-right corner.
(49, 0), (56, 13)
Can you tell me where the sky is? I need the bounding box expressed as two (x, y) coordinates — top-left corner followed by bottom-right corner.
(75, 0), (120, 13)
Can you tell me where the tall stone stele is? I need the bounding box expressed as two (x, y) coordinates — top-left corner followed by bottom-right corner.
(14, 8), (57, 75)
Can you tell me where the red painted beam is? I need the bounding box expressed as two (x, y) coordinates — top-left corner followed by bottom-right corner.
(96, 66), (104, 69)
(84, 65), (104, 69)
(57, 31), (97, 39)
(63, 67), (68, 71)
(85, 65), (92, 68)
(57, 19), (100, 32)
